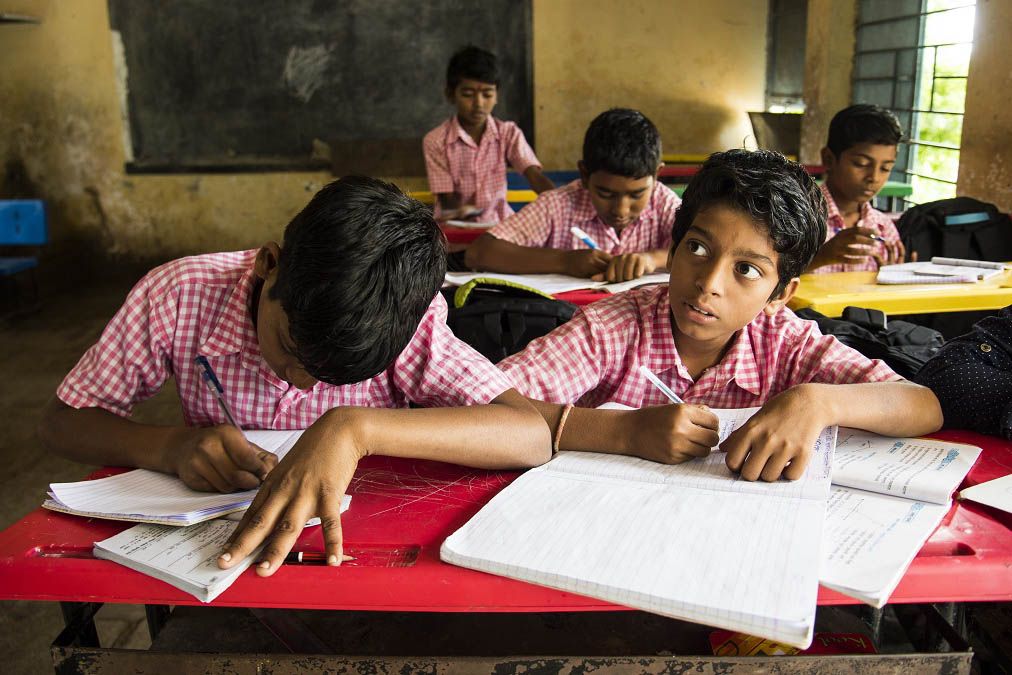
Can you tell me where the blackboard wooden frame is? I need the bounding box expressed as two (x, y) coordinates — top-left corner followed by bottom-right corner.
(108, 0), (534, 175)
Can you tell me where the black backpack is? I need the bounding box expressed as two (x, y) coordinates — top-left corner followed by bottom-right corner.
(896, 196), (1012, 262)
(795, 307), (944, 379)
(444, 280), (577, 363)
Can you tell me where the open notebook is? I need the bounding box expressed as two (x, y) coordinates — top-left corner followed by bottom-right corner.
(93, 494), (350, 603)
(820, 430), (981, 607)
(443, 271), (670, 296)
(44, 430), (305, 525)
(877, 257), (1007, 285)
(442, 407), (836, 649)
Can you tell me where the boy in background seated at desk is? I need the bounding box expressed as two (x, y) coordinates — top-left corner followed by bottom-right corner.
(423, 45), (553, 224)
(499, 149), (942, 481)
(465, 108), (681, 283)
(807, 104), (909, 273)
(38, 176), (550, 575)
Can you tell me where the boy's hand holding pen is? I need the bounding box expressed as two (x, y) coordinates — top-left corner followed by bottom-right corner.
(172, 356), (277, 493)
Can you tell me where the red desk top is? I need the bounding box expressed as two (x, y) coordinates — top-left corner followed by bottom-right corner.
(2, 430), (1010, 611)
(441, 225), (486, 245)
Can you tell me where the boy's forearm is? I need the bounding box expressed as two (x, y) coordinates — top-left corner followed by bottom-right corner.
(647, 248), (670, 272)
(319, 389), (552, 469)
(524, 167), (555, 194)
(802, 381), (944, 436)
(465, 234), (570, 274)
(38, 396), (182, 474)
(525, 398), (633, 456)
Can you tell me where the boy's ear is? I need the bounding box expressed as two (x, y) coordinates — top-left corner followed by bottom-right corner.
(820, 146), (836, 171)
(763, 277), (800, 316)
(444, 85), (456, 103)
(254, 242), (282, 281)
(578, 161), (589, 188)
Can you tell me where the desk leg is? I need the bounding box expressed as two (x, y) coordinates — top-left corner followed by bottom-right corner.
(145, 604), (171, 642)
(55, 601), (102, 648)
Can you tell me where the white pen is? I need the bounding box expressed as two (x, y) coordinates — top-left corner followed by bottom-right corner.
(638, 365), (684, 404)
(570, 226), (600, 250)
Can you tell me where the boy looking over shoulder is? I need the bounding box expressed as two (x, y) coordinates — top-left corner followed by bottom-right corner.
(807, 104), (909, 272)
(423, 45), (553, 224)
(38, 176), (550, 575)
(466, 108), (681, 283)
(499, 149), (942, 481)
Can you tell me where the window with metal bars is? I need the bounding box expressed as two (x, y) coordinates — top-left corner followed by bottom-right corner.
(853, 0), (975, 208)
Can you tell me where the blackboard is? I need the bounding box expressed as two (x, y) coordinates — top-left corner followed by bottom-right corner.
(108, 0), (533, 174)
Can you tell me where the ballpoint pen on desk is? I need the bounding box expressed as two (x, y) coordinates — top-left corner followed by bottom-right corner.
(638, 365), (685, 404)
(285, 552), (356, 565)
(571, 226), (601, 250)
(194, 355), (241, 428)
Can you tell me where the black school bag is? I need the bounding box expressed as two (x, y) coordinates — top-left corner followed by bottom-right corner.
(896, 196), (1012, 262)
(444, 280), (577, 363)
(795, 307), (944, 379)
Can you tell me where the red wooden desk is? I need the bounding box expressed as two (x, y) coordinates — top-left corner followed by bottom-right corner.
(2, 430), (1011, 611)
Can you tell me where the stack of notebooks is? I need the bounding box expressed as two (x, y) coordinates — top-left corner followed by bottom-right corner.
(443, 271), (670, 296)
(441, 407), (982, 648)
(877, 256), (1007, 284)
(45, 429), (350, 603)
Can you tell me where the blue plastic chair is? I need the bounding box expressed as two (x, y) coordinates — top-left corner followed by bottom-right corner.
(0, 199), (48, 310)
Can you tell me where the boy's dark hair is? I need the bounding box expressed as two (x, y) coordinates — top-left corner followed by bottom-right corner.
(826, 104), (904, 156)
(671, 149), (827, 298)
(269, 176), (446, 386)
(582, 108), (662, 178)
(446, 45), (499, 89)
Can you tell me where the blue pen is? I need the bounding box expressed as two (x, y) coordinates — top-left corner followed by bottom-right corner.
(195, 355), (241, 428)
(638, 365), (685, 404)
(570, 226), (600, 250)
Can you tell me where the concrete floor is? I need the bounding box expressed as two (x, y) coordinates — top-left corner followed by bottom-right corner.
(0, 277), (181, 674)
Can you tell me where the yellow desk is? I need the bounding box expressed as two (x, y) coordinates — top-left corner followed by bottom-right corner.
(407, 189), (537, 205)
(788, 269), (1012, 317)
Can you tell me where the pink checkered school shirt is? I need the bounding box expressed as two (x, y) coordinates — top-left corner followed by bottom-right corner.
(486, 179), (680, 255)
(815, 183), (902, 273)
(58, 250), (514, 430)
(423, 115), (541, 223)
(498, 285), (900, 408)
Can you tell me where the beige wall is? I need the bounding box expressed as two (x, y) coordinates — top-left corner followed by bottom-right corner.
(2, 1), (758, 283)
(533, 0), (768, 169)
(957, 0), (1012, 212)
(798, 0), (856, 165)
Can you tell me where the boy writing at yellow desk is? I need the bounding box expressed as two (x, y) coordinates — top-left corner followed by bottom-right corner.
(807, 104), (909, 272)
(499, 149), (942, 481)
(38, 177), (550, 573)
(465, 108), (681, 283)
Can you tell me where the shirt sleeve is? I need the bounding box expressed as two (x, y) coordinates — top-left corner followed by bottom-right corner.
(485, 190), (557, 247)
(56, 273), (177, 418)
(502, 123), (542, 174)
(498, 309), (604, 404)
(423, 127), (455, 195)
(391, 294), (514, 406)
(778, 319), (902, 389)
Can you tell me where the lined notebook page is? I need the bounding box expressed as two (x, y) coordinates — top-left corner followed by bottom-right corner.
(441, 425), (835, 648)
(46, 430), (304, 524)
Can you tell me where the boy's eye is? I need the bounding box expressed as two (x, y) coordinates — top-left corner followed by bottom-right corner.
(686, 240), (708, 257)
(735, 262), (761, 280)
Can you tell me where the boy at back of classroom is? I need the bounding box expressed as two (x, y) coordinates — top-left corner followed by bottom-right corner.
(498, 149), (942, 481)
(465, 108), (682, 283)
(38, 176), (550, 575)
(807, 103), (909, 272)
(423, 45), (554, 224)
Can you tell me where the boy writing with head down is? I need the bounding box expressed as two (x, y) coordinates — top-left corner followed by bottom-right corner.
(423, 45), (553, 224)
(466, 108), (681, 283)
(39, 176), (550, 575)
(807, 104), (909, 272)
(499, 150), (942, 481)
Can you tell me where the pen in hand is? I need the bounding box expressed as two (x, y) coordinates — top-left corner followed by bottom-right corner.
(638, 365), (685, 404)
(195, 355), (241, 428)
(571, 226), (601, 250)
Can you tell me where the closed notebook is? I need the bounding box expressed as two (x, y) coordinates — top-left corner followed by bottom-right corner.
(820, 430), (981, 607)
(44, 429), (305, 525)
(93, 495), (350, 603)
(443, 271), (670, 296)
(442, 407), (836, 649)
